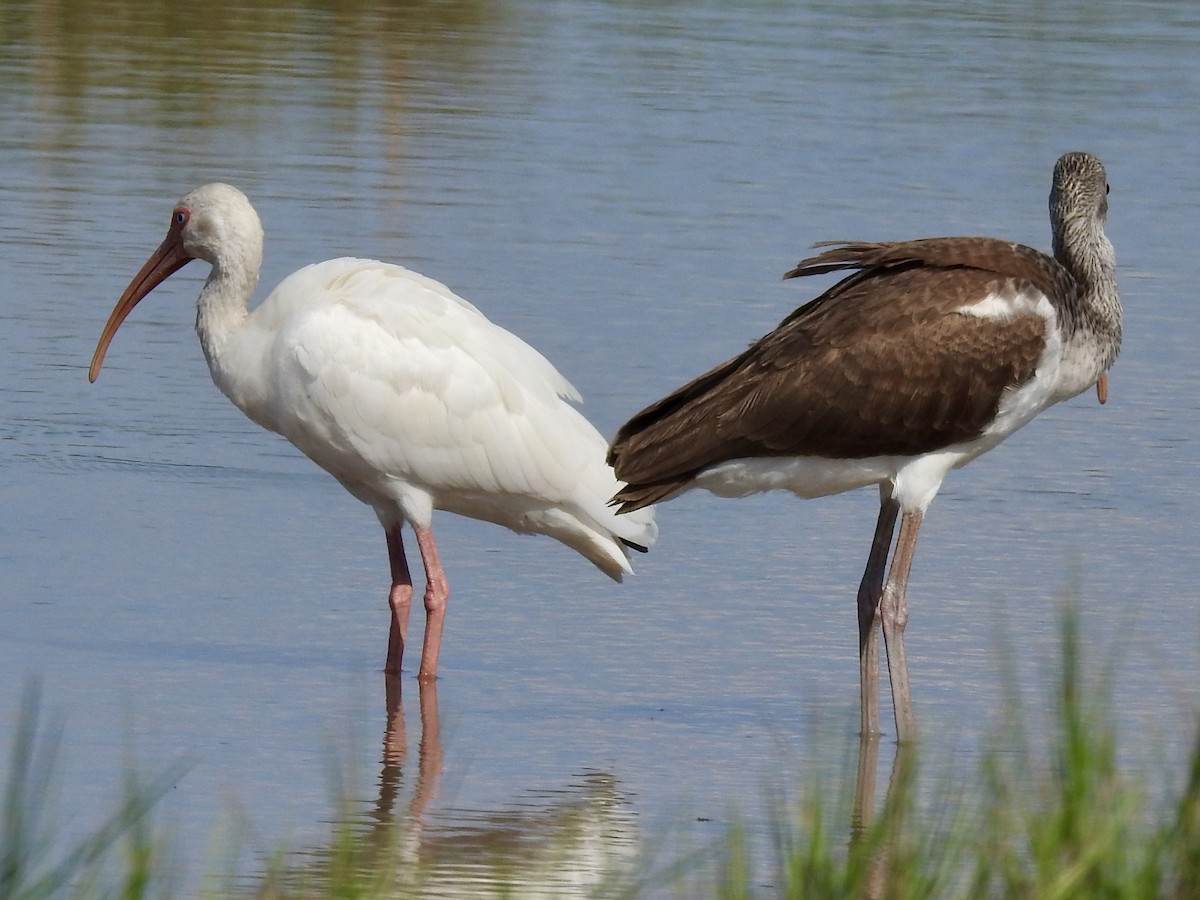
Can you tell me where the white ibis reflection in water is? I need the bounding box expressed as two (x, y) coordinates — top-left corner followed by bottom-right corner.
(608, 152), (1120, 742)
(89, 184), (657, 680)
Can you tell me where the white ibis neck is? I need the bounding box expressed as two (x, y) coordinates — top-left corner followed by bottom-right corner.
(195, 258), (257, 379)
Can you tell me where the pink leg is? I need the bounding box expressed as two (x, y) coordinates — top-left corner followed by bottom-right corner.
(385, 525), (414, 675)
(412, 524), (450, 682)
(858, 493), (899, 737)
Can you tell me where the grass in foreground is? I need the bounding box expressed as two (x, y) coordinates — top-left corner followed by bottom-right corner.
(1, 682), (183, 899)
(692, 600), (1200, 899)
(4, 601), (1198, 898)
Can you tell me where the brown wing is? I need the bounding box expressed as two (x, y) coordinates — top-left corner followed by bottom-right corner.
(785, 237), (1075, 302)
(609, 239), (1058, 512)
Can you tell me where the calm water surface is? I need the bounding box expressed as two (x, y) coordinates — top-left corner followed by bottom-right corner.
(2, 0), (1198, 892)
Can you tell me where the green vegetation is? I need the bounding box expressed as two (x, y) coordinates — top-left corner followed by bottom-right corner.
(693, 601), (1200, 899)
(4, 604), (1198, 898)
(1, 683), (184, 899)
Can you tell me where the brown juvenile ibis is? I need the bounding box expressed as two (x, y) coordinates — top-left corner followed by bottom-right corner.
(608, 152), (1119, 741)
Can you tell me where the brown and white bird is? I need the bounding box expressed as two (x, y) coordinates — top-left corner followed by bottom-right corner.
(608, 152), (1120, 742)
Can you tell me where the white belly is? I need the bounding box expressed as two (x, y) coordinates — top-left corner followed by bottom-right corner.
(690, 440), (993, 514)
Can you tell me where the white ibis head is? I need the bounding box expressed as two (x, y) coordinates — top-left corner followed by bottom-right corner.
(88, 184), (263, 383)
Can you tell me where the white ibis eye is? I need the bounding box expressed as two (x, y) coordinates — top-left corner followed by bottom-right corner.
(173, 209), (190, 226)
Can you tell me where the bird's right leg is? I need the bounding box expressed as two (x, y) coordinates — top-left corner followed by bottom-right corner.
(879, 510), (922, 744)
(412, 525), (450, 683)
(858, 491), (899, 737)
(385, 525), (414, 675)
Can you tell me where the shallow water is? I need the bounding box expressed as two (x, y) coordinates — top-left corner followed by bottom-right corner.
(2, 0), (1198, 892)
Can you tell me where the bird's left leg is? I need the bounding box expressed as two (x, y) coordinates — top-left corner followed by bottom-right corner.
(858, 491), (899, 737)
(385, 525), (414, 675)
(879, 510), (922, 743)
(412, 525), (450, 682)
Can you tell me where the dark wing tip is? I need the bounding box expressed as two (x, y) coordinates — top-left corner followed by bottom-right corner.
(609, 481), (685, 516)
(783, 241), (878, 280)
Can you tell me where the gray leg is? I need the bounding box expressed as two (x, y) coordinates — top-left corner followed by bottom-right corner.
(879, 510), (922, 743)
(858, 492), (899, 737)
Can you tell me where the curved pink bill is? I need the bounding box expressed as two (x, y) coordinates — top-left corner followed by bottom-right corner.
(1096, 372), (1109, 405)
(88, 220), (194, 383)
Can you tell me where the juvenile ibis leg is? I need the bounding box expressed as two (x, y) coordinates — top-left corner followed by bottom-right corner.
(857, 491), (900, 737)
(880, 511), (923, 743)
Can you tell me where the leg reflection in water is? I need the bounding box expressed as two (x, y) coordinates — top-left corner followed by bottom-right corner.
(851, 733), (917, 900)
(287, 676), (639, 896)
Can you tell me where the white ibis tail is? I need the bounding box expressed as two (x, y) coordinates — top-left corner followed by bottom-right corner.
(89, 184), (657, 681)
(608, 152), (1119, 741)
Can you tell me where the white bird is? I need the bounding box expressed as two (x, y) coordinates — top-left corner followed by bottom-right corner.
(608, 152), (1119, 742)
(89, 183), (657, 681)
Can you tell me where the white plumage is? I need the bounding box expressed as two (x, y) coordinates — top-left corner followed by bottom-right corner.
(90, 183), (656, 680)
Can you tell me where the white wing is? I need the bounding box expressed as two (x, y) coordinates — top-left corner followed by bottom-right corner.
(221, 258), (656, 578)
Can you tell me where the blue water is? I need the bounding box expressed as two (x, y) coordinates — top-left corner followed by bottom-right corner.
(1, 0), (1198, 892)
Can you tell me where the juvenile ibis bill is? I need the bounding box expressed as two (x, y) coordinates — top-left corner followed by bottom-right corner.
(608, 152), (1119, 741)
(89, 183), (657, 681)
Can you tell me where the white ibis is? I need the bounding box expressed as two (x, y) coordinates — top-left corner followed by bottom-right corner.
(608, 152), (1119, 741)
(89, 183), (657, 681)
